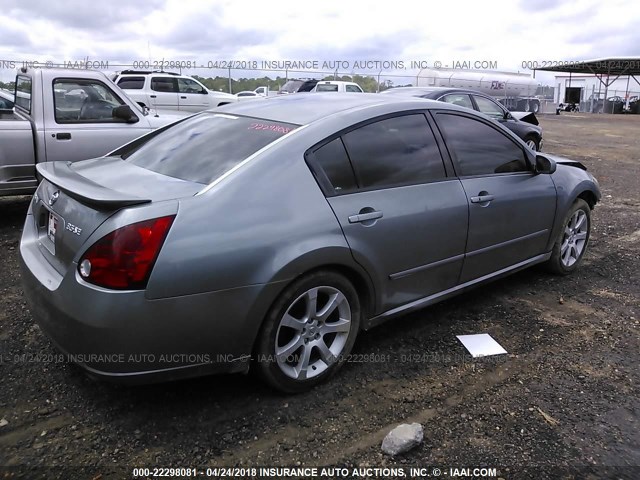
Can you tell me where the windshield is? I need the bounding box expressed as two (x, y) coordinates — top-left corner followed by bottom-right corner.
(125, 113), (299, 184)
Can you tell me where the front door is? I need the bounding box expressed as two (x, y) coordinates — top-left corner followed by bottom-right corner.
(44, 78), (150, 163)
(433, 111), (557, 283)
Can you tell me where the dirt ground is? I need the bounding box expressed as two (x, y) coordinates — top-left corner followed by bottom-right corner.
(1, 113), (639, 480)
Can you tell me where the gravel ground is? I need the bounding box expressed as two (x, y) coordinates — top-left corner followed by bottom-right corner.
(1, 113), (639, 480)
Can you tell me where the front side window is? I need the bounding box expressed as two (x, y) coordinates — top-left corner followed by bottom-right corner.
(151, 77), (178, 93)
(440, 94), (473, 110)
(124, 113), (298, 184)
(178, 78), (206, 94)
(53, 79), (126, 123)
(345, 84), (363, 92)
(436, 113), (529, 176)
(341, 114), (446, 189)
(473, 95), (506, 120)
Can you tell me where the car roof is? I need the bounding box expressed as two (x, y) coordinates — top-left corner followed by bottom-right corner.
(316, 81), (358, 85)
(118, 70), (181, 76)
(219, 92), (451, 125)
(383, 86), (494, 98)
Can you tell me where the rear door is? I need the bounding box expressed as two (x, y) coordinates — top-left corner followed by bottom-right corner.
(432, 111), (557, 283)
(177, 78), (211, 112)
(307, 113), (469, 313)
(148, 77), (179, 110)
(44, 78), (151, 163)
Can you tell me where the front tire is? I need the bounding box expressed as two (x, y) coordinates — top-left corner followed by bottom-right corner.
(254, 271), (361, 393)
(524, 134), (540, 151)
(546, 199), (591, 275)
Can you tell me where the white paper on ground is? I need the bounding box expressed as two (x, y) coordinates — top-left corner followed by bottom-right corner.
(456, 333), (508, 358)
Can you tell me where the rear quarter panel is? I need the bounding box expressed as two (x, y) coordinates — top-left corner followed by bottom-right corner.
(145, 132), (358, 301)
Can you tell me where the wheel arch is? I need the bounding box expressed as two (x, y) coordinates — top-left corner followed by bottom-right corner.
(248, 254), (377, 357)
(577, 189), (598, 209)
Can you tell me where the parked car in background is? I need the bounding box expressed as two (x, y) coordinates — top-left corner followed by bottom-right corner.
(254, 86), (276, 97)
(382, 86), (544, 151)
(0, 68), (188, 197)
(21, 94), (600, 392)
(113, 70), (236, 112)
(278, 79), (318, 94)
(627, 96), (640, 114)
(0, 89), (14, 109)
(312, 81), (364, 93)
(236, 91), (262, 101)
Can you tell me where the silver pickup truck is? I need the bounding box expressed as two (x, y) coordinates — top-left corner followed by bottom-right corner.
(0, 68), (188, 197)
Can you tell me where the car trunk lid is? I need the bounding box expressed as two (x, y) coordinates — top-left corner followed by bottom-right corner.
(32, 158), (202, 276)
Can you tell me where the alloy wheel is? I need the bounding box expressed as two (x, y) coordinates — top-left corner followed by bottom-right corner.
(560, 210), (588, 267)
(274, 286), (351, 380)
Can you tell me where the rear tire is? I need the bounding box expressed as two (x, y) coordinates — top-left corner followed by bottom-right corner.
(254, 271), (361, 393)
(545, 199), (591, 275)
(530, 101), (540, 113)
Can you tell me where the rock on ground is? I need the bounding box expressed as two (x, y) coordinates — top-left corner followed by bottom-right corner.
(381, 423), (424, 456)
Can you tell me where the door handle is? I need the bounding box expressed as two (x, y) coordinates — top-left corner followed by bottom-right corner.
(470, 194), (495, 204)
(55, 132), (71, 140)
(150, 95), (157, 98)
(348, 210), (383, 223)
(180, 96), (187, 99)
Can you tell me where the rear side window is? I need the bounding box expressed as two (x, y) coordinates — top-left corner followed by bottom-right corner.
(312, 138), (357, 193)
(342, 114), (446, 189)
(436, 113), (528, 176)
(117, 77), (145, 89)
(151, 77), (178, 93)
(316, 84), (339, 92)
(124, 113), (298, 184)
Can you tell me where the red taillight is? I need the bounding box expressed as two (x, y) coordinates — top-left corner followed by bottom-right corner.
(78, 215), (175, 290)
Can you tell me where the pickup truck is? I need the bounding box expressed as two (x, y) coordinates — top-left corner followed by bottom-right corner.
(0, 68), (188, 197)
(312, 81), (364, 93)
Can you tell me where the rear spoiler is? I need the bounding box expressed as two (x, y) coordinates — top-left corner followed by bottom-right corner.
(36, 162), (151, 208)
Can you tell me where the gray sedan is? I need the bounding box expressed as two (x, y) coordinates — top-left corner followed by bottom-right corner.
(381, 86), (544, 151)
(20, 94), (600, 392)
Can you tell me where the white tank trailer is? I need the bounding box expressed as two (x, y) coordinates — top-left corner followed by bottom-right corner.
(416, 68), (542, 113)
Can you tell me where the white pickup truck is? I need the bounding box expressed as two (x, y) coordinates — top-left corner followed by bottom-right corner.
(0, 68), (187, 197)
(312, 81), (364, 93)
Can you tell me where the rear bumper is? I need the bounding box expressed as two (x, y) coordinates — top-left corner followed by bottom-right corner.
(19, 219), (283, 383)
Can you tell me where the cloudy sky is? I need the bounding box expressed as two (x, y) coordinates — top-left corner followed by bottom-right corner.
(1, 0), (638, 84)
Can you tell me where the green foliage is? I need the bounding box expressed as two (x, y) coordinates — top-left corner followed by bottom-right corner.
(0, 81), (15, 91)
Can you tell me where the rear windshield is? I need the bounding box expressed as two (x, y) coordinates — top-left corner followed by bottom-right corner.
(124, 113), (298, 184)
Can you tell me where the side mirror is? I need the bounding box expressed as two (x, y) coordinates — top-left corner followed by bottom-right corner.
(535, 155), (556, 174)
(112, 105), (138, 123)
